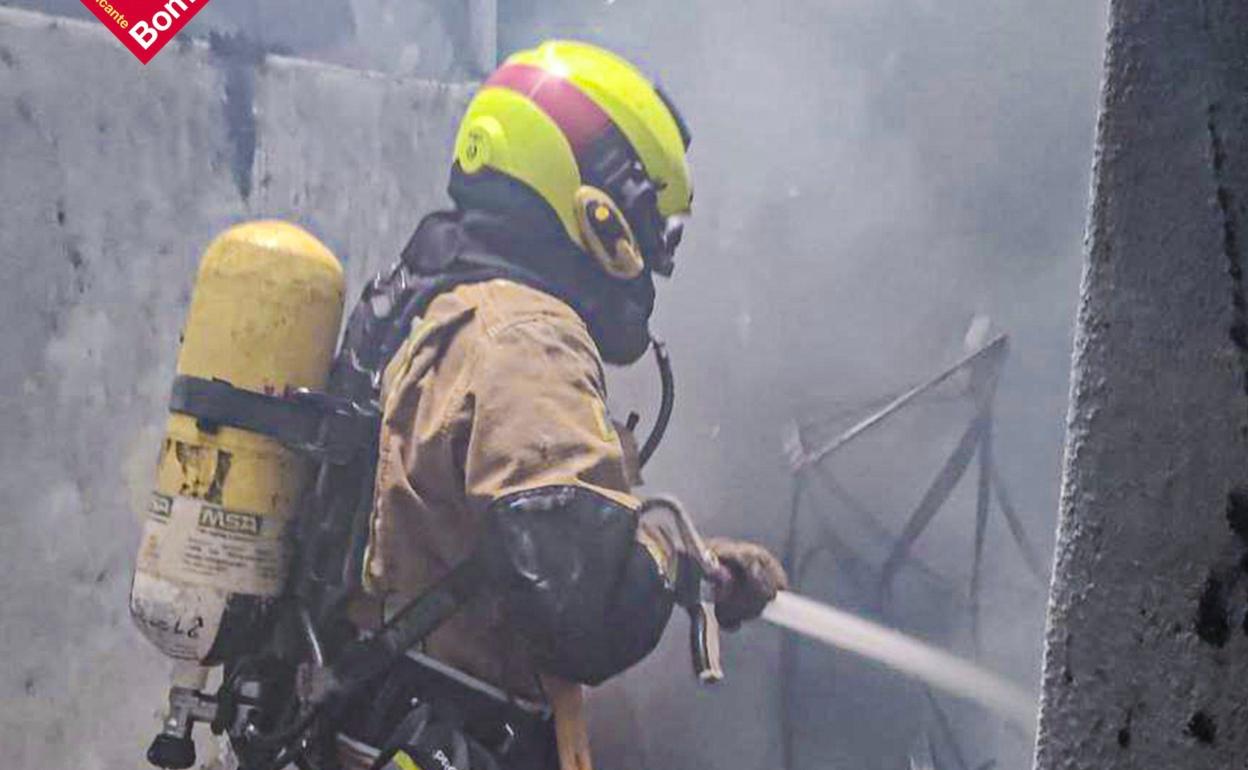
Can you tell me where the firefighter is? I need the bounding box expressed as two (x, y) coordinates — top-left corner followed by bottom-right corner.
(348, 40), (788, 770)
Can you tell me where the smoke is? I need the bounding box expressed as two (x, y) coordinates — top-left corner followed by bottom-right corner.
(496, 1), (1108, 768)
(0, 0), (1107, 768)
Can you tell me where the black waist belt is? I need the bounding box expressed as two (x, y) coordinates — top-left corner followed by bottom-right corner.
(339, 652), (556, 770)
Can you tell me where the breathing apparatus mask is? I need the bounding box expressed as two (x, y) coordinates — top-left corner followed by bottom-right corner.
(545, 114), (690, 365)
(576, 93), (689, 281)
(445, 42), (693, 366)
(447, 138), (684, 368)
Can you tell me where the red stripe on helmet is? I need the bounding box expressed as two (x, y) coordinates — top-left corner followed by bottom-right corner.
(485, 62), (612, 158)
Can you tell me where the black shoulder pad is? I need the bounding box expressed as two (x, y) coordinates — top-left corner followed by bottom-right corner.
(487, 486), (674, 685)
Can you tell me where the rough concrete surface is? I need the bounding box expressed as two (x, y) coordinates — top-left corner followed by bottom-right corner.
(0, 7), (471, 768)
(1034, 0), (1248, 767)
(2, 0), (495, 79)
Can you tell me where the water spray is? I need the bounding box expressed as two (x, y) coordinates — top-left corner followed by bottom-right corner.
(642, 495), (1037, 732)
(762, 590), (1036, 731)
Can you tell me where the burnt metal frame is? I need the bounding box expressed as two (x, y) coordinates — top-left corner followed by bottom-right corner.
(777, 333), (1044, 770)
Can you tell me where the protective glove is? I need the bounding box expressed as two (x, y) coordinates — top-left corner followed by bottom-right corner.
(706, 538), (788, 630)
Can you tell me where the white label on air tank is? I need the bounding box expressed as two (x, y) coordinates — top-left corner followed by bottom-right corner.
(129, 571), (226, 660)
(136, 492), (289, 596)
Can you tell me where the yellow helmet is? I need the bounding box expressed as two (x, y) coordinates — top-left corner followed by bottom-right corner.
(451, 40), (692, 279)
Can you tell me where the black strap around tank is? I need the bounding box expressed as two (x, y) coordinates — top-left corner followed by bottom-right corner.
(168, 375), (376, 463)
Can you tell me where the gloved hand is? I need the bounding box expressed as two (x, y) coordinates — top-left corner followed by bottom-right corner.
(706, 538), (788, 630)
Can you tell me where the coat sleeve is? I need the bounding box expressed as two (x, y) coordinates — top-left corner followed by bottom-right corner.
(460, 315), (676, 685)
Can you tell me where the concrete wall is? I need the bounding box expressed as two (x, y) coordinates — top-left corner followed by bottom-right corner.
(1034, 0), (1248, 767)
(4, 0), (496, 78)
(0, 7), (473, 768)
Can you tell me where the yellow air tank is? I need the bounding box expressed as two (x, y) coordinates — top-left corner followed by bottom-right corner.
(129, 221), (345, 663)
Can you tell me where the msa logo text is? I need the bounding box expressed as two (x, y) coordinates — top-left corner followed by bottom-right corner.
(432, 750), (457, 770)
(199, 505), (262, 536)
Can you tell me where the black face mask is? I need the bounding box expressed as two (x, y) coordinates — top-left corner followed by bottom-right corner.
(448, 173), (663, 365)
(585, 271), (655, 366)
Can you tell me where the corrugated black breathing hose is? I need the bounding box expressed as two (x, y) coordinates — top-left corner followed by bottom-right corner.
(638, 338), (674, 468)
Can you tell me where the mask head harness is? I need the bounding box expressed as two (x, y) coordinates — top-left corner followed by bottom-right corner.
(574, 90), (690, 281)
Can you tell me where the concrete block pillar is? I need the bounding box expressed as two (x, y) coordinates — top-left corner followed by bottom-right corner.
(1034, 0), (1248, 767)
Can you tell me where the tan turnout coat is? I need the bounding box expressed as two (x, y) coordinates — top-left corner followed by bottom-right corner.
(356, 278), (665, 700)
